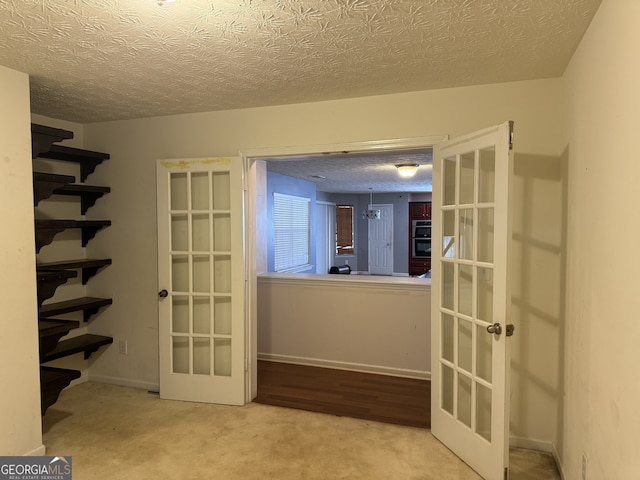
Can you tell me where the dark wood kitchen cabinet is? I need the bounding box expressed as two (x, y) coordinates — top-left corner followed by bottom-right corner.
(408, 201), (432, 276)
(409, 201), (431, 220)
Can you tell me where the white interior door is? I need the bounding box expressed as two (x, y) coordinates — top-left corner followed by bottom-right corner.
(368, 204), (393, 275)
(431, 122), (514, 479)
(315, 202), (334, 274)
(157, 157), (245, 405)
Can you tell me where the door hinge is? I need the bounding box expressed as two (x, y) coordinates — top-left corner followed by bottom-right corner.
(504, 466), (509, 480)
(508, 120), (514, 150)
(244, 358), (248, 372)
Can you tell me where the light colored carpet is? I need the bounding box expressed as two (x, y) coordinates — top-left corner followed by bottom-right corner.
(42, 382), (559, 480)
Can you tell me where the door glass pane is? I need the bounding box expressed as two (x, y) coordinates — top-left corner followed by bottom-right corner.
(213, 255), (232, 293)
(442, 262), (455, 310)
(459, 151), (475, 205)
(172, 256), (189, 292)
(442, 364), (454, 415)
(191, 172), (209, 210)
(458, 373), (472, 428)
(479, 147), (495, 203)
(458, 265), (473, 317)
(193, 297), (210, 334)
(172, 296), (189, 333)
(212, 172), (231, 210)
(458, 318), (473, 372)
(170, 173), (188, 210)
(477, 324), (493, 383)
(214, 297), (232, 335)
(214, 338), (232, 376)
(441, 313), (454, 363)
(459, 209), (474, 261)
(442, 210), (455, 258)
(212, 214), (231, 252)
(477, 267), (494, 323)
(171, 215), (188, 251)
(172, 336), (189, 374)
(478, 208), (494, 263)
(443, 156), (457, 206)
(192, 214), (210, 251)
(193, 337), (211, 375)
(476, 383), (492, 442)
(192, 256), (210, 293)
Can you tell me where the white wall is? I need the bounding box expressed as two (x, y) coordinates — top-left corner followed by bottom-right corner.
(560, 0), (640, 477)
(257, 275), (430, 378)
(0, 66), (43, 455)
(77, 77), (564, 444)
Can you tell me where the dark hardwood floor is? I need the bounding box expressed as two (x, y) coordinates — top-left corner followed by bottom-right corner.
(254, 361), (430, 429)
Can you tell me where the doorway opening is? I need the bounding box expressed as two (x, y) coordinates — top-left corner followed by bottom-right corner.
(241, 135), (445, 404)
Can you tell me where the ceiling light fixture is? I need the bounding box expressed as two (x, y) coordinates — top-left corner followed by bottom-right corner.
(396, 163), (419, 178)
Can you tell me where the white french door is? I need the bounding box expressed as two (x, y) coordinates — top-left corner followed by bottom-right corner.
(431, 122), (514, 479)
(156, 157), (245, 405)
(368, 204), (393, 275)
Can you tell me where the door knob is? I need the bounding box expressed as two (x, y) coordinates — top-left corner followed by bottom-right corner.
(486, 323), (502, 335)
(158, 289), (168, 299)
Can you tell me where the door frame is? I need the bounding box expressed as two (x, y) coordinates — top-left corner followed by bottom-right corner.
(240, 135), (446, 401)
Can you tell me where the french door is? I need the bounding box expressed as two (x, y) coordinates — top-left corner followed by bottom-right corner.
(156, 157), (245, 405)
(431, 122), (514, 479)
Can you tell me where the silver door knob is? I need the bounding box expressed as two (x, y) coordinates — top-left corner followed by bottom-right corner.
(486, 323), (502, 335)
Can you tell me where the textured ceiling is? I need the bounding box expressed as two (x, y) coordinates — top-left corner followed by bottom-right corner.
(0, 0), (601, 124)
(266, 148), (432, 193)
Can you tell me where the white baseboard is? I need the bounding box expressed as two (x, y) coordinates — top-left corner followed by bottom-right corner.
(88, 374), (159, 392)
(24, 444), (46, 456)
(509, 436), (554, 452)
(551, 443), (566, 480)
(258, 353), (430, 380)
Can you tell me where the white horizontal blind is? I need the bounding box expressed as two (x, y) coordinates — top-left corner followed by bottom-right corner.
(274, 192), (310, 272)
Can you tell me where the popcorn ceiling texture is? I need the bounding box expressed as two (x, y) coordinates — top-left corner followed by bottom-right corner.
(0, 0), (601, 123)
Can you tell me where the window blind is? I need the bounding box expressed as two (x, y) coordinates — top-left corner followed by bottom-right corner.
(336, 205), (354, 255)
(273, 192), (310, 272)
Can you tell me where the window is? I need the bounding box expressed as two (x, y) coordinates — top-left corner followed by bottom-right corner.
(273, 192), (310, 272)
(336, 204), (354, 255)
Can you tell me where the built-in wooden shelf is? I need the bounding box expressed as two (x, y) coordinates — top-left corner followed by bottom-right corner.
(39, 296), (112, 322)
(37, 145), (110, 182)
(41, 334), (113, 362)
(36, 270), (78, 307)
(33, 123), (114, 416)
(40, 366), (81, 415)
(35, 219), (111, 252)
(31, 124), (74, 159)
(37, 258), (112, 285)
(34, 172), (110, 214)
(33, 172), (76, 205)
(38, 319), (80, 357)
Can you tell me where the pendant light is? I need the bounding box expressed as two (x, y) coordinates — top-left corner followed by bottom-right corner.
(362, 188), (381, 220)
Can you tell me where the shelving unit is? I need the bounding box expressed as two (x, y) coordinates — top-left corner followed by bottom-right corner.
(32, 123), (113, 415)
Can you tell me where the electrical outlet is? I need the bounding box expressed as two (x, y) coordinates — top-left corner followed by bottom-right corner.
(119, 340), (128, 355)
(582, 453), (588, 480)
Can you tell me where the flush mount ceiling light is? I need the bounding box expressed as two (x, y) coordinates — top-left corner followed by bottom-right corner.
(396, 164), (419, 178)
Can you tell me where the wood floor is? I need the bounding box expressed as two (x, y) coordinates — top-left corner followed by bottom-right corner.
(255, 361), (430, 429)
